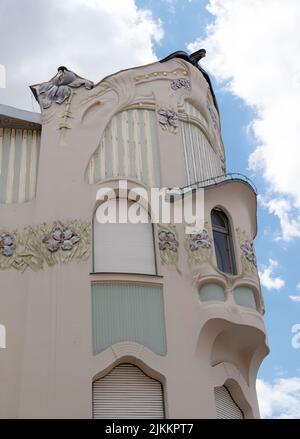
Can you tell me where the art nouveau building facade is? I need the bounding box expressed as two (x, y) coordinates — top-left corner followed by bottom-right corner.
(0, 51), (268, 418)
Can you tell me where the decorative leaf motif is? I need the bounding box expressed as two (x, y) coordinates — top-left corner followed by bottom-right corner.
(170, 78), (191, 91)
(158, 230), (179, 252)
(157, 108), (178, 133)
(189, 229), (212, 251)
(37, 67), (94, 109)
(43, 226), (80, 253)
(0, 233), (16, 257)
(158, 225), (181, 274)
(0, 220), (91, 272)
(184, 226), (214, 267)
(240, 240), (257, 265)
(236, 228), (258, 274)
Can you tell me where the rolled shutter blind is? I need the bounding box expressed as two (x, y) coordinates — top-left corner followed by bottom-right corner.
(94, 200), (156, 275)
(214, 386), (244, 419)
(93, 364), (164, 419)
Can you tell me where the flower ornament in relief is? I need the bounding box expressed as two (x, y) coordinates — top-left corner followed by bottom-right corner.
(171, 78), (191, 91)
(190, 229), (212, 251)
(184, 224), (214, 268)
(158, 230), (179, 253)
(0, 233), (16, 257)
(240, 240), (256, 265)
(0, 220), (90, 272)
(158, 225), (181, 274)
(36, 66), (94, 109)
(43, 226), (80, 253)
(157, 108), (178, 133)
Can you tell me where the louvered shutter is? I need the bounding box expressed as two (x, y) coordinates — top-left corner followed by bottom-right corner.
(93, 364), (164, 419)
(94, 200), (156, 275)
(214, 386), (244, 419)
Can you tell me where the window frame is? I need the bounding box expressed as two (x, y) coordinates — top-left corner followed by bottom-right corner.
(92, 197), (158, 275)
(211, 208), (237, 275)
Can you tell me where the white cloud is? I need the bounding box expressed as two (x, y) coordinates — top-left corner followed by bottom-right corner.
(289, 283), (300, 302)
(188, 0), (300, 241)
(259, 259), (285, 290)
(258, 196), (300, 242)
(257, 377), (300, 419)
(289, 295), (300, 303)
(0, 0), (163, 111)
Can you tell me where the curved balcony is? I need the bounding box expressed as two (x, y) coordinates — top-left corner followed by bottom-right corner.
(179, 173), (258, 195)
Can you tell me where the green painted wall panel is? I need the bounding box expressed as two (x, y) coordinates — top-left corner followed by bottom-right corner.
(233, 287), (257, 310)
(91, 283), (167, 356)
(199, 283), (225, 302)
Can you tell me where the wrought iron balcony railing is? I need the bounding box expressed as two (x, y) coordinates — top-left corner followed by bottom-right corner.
(179, 173), (258, 195)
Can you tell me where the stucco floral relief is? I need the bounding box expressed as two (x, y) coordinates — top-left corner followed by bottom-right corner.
(157, 108), (178, 133)
(158, 225), (181, 274)
(37, 67), (94, 110)
(236, 228), (257, 274)
(184, 226), (214, 268)
(0, 220), (91, 272)
(43, 226), (81, 252)
(0, 233), (16, 257)
(170, 78), (191, 91)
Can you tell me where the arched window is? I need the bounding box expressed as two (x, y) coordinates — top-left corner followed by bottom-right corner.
(93, 198), (156, 275)
(211, 209), (236, 275)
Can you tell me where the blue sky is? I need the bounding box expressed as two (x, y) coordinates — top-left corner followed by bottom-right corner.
(1, 0), (299, 418)
(160, 0), (300, 418)
(141, 0), (300, 389)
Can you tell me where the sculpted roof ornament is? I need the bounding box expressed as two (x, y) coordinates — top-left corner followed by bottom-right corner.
(160, 49), (219, 113)
(30, 66), (94, 109)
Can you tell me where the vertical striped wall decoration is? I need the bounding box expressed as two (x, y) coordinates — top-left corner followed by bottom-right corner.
(85, 109), (161, 188)
(0, 128), (41, 204)
(180, 102), (224, 186)
(91, 282), (167, 356)
(183, 101), (209, 130)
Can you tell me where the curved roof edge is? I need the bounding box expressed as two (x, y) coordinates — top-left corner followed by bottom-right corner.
(160, 50), (219, 114)
(168, 173), (258, 237)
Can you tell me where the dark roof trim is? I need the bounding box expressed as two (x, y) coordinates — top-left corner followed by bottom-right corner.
(29, 86), (39, 103)
(160, 49), (219, 113)
(0, 104), (41, 129)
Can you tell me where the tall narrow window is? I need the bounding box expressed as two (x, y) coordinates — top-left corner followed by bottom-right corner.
(211, 209), (236, 275)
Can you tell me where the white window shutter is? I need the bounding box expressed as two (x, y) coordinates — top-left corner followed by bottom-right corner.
(93, 364), (164, 419)
(214, 386), (244, 419)
(94, 200), (156, 274)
